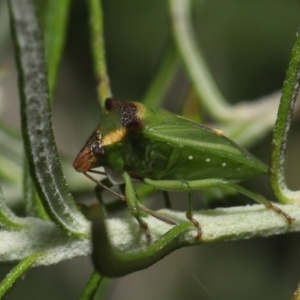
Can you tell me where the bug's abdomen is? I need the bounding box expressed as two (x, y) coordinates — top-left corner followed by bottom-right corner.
(123, 135), (267, 181)
(163, 144), (268, 181)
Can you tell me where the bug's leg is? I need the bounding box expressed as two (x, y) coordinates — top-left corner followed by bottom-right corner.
(186, 190), (202, 240)
(95, 181), (128, 214)
(144, 178), (293, 225)
(144, 178), (203, 237)
(218, 181), (294, 224)
(77, 182), (109, 220)
(187, 179), (293, 224)
(162, 191), (172, 209)
(123, 172), (151, 244)
(87, 171), (176, 226)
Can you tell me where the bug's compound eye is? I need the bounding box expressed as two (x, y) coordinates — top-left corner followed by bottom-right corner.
(105, 98), (114, 111)
(91, 141), (104, 156)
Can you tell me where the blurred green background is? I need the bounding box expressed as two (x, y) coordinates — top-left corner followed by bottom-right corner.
(1, 0), (300, 299)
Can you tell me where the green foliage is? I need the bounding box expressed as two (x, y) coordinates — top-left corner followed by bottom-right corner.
(0, 0), (300, 299)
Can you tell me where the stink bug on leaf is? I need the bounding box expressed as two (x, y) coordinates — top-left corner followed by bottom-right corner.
(73, 98), (293, 243)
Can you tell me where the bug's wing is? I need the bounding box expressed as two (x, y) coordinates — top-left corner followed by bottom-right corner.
(143, 120), (268, 179)
(141, 106), (244, 156)
(145, 122), (240, 156)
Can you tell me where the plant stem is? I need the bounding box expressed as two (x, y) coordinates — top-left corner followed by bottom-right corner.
(270, 30), (300, 204)
(0, 186), (25, 229)
(92, 203), (299, 277)
(143, 44), (178, 106)
(169, 0), (231, 120)
(80, 271), (102, 300)
(0, 254), (41, 298)
(88, 0), (112, 108)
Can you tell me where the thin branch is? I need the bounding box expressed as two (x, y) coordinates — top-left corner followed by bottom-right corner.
(91, 203), (298, 276)
(169, 0), (231, 120)
(270, 30), (300, 204)
(143, 44), (178, 106)
(0, 253), (41, 298)
(88, 0), (112, 108)
(0, 204), (298, 269)
(0, 186), (25, 229)
(80, 271), (102, 300)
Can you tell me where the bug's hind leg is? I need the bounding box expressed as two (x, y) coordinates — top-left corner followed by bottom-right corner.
(186, 190), (202, 240)
(217, 180), (294, 224)
(181, 181), (202, 239)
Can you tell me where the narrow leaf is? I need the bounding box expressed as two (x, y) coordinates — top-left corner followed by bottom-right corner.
(41, 0), (72, 101)
(8, 0), (89, 237)
(169, 0), (230, 120)
(0, 254), (41, 298)
(91, 204), (298, 277)
(143, 44), (178, 106)
(23, 161), (49, 220)
(88, 0), (112, 108)
(0, 185), (24, 229)
(80, 271), (102, 300)
(270, 29), (300, 203)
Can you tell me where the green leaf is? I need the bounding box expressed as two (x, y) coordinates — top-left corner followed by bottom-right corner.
(270, 29), (300, 204)
(0, 122), (22, 184)
(169, 0), (230, 120)
(23, 161), (49, 220)
(0, 185), (25, 229)
(92, 204), (299, 277)
(142, 44), (178, 106)
(40, 0), (72, 101)
(8, 0), (89, 237)
(0, 253), (41, 298)
(80, 271), (102, 300)
(88, 0), (112, 108)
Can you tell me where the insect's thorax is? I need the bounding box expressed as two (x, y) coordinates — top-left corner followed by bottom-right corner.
(98, 133), (170, 180)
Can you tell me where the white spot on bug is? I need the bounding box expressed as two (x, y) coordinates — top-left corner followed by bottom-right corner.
(237, 168), (241, 171)
(222, 162), (226, 167)
(206, 158), (210, 162)
(188, 156), (193, 160)
(182, 182), (189, 190)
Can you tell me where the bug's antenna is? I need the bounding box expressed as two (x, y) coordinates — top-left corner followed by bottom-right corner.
(89, 170), (107, 176)
(84, 172), (125, 200)
(84, 172), (177, 226)
(138, 205), (177, 225)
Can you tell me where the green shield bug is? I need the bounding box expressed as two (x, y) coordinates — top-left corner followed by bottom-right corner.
(73, 98), (293, 243)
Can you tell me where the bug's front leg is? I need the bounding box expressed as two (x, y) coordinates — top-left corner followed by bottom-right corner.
(123, 172), (151, 244)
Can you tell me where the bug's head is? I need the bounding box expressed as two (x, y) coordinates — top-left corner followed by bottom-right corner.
(73, 98), (145, 173)
(73, 129), (104, 173)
